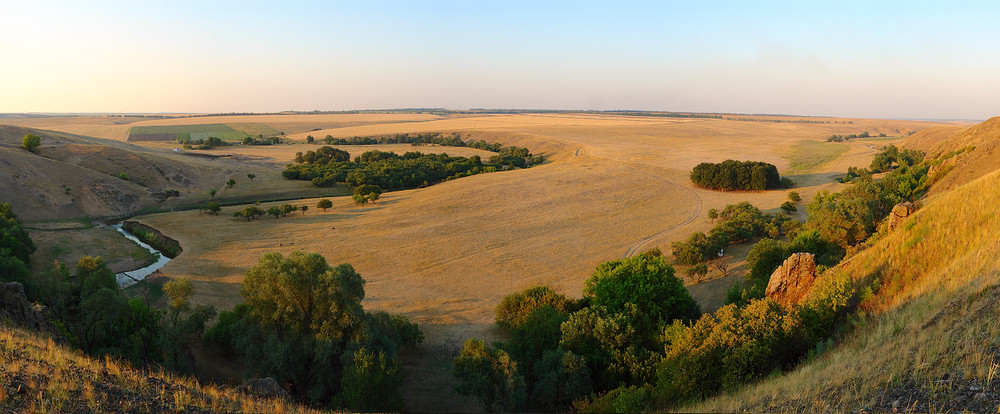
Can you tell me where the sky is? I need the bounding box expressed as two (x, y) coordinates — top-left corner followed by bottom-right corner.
(2, 1), (999, 119)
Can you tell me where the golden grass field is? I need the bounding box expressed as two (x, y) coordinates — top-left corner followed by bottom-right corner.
(5, 112), (964, 411)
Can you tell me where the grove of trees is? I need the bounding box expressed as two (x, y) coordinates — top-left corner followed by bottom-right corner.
(689, 160), (786, 191)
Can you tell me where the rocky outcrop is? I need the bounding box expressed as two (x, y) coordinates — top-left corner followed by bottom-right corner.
(235, 377), (290, 400)
(0, 282), (65, 344)
(764, 253), (817, 307)
(884, 202), (918, 233)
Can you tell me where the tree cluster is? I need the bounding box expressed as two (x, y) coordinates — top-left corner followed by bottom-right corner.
(242, 136), (282, 145)
(284, 148), (538, 190)
(324, 132), (504, 152)
(178, 136), (228, 149)
(671, 202), (796, 266)
(204, 251), (422, 410)
(689, 160), (785, 191)
(869, 144), (923, 173)
(0, 202), (36, 285)
(452, 253), (700, 412)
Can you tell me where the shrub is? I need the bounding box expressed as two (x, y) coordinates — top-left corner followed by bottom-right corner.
(495, 286), (573, 330)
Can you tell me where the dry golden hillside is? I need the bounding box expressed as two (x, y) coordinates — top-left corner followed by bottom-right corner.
(903, 117), (1000, 194)
(0, 323), (319, 413)
(690, 152), (1000, 413)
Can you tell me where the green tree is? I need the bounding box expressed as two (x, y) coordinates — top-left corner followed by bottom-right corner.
(266, 206), (282, 219)
(210, 189), (217, 198)
(206, 202), (221, 215)
(788, 191), (801, 203)
(584, 254), (700, 325)
(707, 208), (719, 221)
(0, 202), (36, 284)
(299, 205), (308, 215)
(161, 278), (216, 374)
(452, 338), (526, 413)
(247, 173), (256, 181)
(339, 348), (403, 412)
(21, 133), (41, 154)
(226, 179), (236, 189)
(280, 204), (297, 217)
(684, 263), (709, 283)
(780, 201), (797, 213)
(317, 199), (333, 211)
(233, 206), (265, 221)
(495, 286), (573, 330)
(306, 135), (315, 144)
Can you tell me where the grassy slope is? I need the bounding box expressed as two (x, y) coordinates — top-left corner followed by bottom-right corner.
(0, 325), (319, 414)
(902, 116), (1000, 195)
(686, 159), (1000, 412)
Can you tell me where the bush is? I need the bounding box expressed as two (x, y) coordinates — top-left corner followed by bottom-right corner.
(452, 338), (526, 413)
(21, 134), (41, 153)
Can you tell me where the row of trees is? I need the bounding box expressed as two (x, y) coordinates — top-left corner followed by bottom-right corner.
(284, 149), (538, 190)
(322, 132), (505, 152)
(178, 136), (229, 149)
(689, 160), (789, 191)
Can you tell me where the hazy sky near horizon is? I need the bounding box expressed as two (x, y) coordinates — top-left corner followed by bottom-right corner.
(2, 1), (999, 119)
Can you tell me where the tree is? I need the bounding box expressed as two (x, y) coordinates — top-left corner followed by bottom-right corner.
(160, 278), (216, 373)
(353, 184), (383, 205)
(233, 206), (265, 221)
(340, 348), (403, 412)
(209, 189), (217, 198)
(21, 134), (41, 154)
(713, 257), (732, 278)
(306, 135), (315, 144)
(299, 205), (308, 215)
(206, 202), (221, 215)
(452, 338), (526, 413)
(266, 206), (282, 219)
(495, 286), (573, 330)
(247, 173), (256, 181)
(583, 254), (699, 325)
(317, 199), (333, 211)
(205, 251), (418, 404)
(780, 201), (797, 214)
(707, 208), (719, 222)
(226, 179), (236, 189)
(685, 263), (709, 283)
(788, 191), (801, 203)
(280, 204), (297, 217)
(0, 202), (36, 284)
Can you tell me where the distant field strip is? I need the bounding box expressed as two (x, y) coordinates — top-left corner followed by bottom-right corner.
(786, 140), (849, 173)
(128, 124), (249, 142)
(227, 123), (281, 137)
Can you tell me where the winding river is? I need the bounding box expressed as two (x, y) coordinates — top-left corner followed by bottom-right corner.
(112, 223), (172, 287)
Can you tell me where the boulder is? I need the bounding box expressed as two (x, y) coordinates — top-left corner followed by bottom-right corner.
(764, 253), (817, 307)
(235, 377), (290, 400)
(0, 282), (66, 343)
(884, 202), (918, 232)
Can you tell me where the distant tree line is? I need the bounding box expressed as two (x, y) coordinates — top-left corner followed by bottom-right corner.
(177, 136), (229, 149)
(690, 160), (789, 191)
(283, 146), (542, 190)
(826, 131), (887, 142)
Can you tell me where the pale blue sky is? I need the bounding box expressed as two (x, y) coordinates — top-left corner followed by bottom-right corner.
(2, 1), (998, 119)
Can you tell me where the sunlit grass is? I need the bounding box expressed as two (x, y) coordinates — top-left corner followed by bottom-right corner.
(684, 166), (1000, 412)
(0, 324), (322, 413)
(786, 140), (850, 174)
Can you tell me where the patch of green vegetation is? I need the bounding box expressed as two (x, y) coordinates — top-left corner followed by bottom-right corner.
(129, 124), (249, 142)
(226, 123), (280, 137)
(786, 140), (849, 174)
(854, 136), (904, 142)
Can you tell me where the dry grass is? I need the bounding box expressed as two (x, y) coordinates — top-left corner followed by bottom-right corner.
(0, 324), (321, 413)
(685, 164), (1000, 412)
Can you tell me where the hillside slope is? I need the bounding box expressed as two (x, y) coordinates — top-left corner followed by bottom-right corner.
(0, 322), (319, 413)
(903, 117), (1000, 194)
(688, 158), (1000, 412)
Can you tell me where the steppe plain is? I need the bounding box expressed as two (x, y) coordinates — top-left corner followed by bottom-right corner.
(5, 112), (958, 410)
